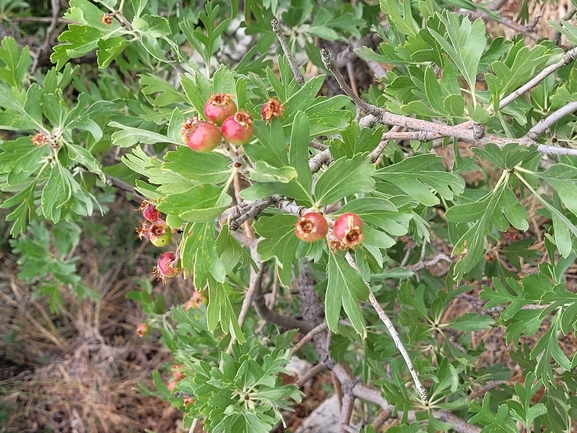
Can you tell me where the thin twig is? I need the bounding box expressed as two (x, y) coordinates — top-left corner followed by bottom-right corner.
(499, 46), (577, 111)
(295, 362), (327, 387)
(321, 48), (537, 148)
(470, 9), (541, 40)
(536, 144), (577, 157)
(410, 253), (452, 272)
(309, 140), (328, 151)
(369, 126), (400, 163)
(237, 265), (264, 329)
(309, 148), (334, 172)
(32, 0), (60, 73)
(340, 392), (355, 433)
(371, 407), (393, 431)
(344, 252), (428, 402)
(525, 101), (577, 141)
(271, 19), (304, 86)
(290, 322), (328, 355)
(9, 16), (71, 23)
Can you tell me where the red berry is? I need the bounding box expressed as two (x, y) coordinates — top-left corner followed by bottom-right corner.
(138, 201), (161, 222)
(295, 212), (329, 243)
(261, 97), (284, 122)
(221, 110), (254, 145)
(333, 212), (364, 248)
(204, 93), (237, 125)
(153, 251), (181, 283)
(181, 117), (222, 152)
(136, 323), (150, 337)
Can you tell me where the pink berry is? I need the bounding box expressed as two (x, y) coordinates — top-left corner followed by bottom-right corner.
(181, 117), (222, 152)
(204, 93), (237, 125)
(261, 97), (284, 122)
(136, 323), (150, 337)
(295, 212), (328, 243)
(153, 251), (181, 283)
(139, 201), (161, 222)
(333, 212), (364, 249)
(221, 110), (254, 145)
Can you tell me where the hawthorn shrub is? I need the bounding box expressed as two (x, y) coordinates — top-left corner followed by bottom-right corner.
(2, 0), (577, 432)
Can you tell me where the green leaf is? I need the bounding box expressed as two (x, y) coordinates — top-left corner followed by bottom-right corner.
(375, 154), (465, 206)
(423, 65), (447, 114)
(212, 65), (237, 97)
(110, 122), (182, 147)
(0, 37), (31, 87)
(248, 161), (298, 183)
(445, 184), (507, 279)
(447, 313), (494, 331)
(428, 11), (486, 102)
(289, 111), (312, 193)
(314, 155), (375, 207)
(254, 215), (301, 287)
(536, 163), (577, 217)
(249, 118), (289, 168)
(330, 122), (384, 159)
(162, 147), (233, 185)
(531, 312), (571, 384)
(140, 74), (185, 107)
(326, 251), (368, 337)
(214, 224), (255, 274)
(181, 71), (212, 115)
(157, 183), (232, 222)
(380, 0), (420, 36)
(500, 238), (539, 270)
(181, 222), (226, 285)
(96, 37), (130, 68)
(487, 42), (552, 100)
(283, 75), (325, 119)
(207, 279), (244, 343)
(41, 164), (71, 222)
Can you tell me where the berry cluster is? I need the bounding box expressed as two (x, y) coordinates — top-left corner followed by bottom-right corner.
(135, 201), (181, 284)
(181, 93), (255, 152)
(181, 94), (285, 152)
(295, 211), (364, 250)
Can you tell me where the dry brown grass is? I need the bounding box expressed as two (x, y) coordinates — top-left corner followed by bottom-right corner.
(0, 197), (194, 433)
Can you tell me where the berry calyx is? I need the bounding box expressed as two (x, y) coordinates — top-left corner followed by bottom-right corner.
(295, 212), (329, 243)
(138, 201), (161, 222)
(204, 93), (237, 125)
(153, 251), (181, 283)
(261, 97), (284, 122)
(221, 110), (254, 145)
(101, 13), (113, 26)
(136, 323), (150, 337)
(136, 220), (172, 246)
(333, 212), (364, 248)
(181, 117), (222, 152)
